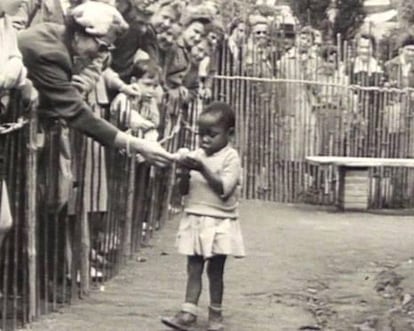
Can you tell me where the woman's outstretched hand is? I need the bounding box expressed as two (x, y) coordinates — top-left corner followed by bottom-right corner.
(134, 139), (174, 167)
(114, 132), (174, 167)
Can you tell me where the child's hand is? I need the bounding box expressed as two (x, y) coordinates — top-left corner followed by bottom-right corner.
(72, 74), (92, 94)
(179, 86), (189, 101)
(127, 111), (154, 130)
(180, 155), (204, 172)
(137, 118), (155, 131)
(130, 138), (174, 167)
(172, 147), (189, 162)
(12, 18), (27, 31)
(1, 58), (24, 90)
(173, 148), (203, 171)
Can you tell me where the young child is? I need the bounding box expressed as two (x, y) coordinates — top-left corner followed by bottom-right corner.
(162, 101), (245, 331)
(110, 58), (162, 142)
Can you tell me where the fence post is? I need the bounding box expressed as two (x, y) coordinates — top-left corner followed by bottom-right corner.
(122, 157), (135, 262)
(25, 105), (38, 322)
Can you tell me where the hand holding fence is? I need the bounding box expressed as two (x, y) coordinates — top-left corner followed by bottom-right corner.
(0, 57), (25, 90)
(119, 83), (142, 97)
(20, 79), (38, 110)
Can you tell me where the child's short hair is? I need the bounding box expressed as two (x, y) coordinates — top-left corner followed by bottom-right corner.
(131, 58), (162, 81)
(200, 101), (235, 129)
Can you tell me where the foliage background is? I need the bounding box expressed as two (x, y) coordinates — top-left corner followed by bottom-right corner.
(333, 0), (365, 41)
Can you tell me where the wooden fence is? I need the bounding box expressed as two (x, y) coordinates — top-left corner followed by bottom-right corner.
(0, 91), (182, 330)
(213, 76), (414, 208)
(210, 38), (414, 208)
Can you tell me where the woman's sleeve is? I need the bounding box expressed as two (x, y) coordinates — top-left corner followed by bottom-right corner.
(29, 55), (118, 146)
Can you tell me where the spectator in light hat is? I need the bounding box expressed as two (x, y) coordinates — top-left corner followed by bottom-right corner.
(69, 1), (128, 55)
(248, 14), (269, 48)
(18, 1), (173, 164)
(245, 14), (272, 77)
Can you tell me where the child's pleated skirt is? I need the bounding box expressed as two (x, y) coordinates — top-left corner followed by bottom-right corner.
(176, 213), (246, 259)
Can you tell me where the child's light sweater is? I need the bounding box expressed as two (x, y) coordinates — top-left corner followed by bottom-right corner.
(184, 145), (242, 219)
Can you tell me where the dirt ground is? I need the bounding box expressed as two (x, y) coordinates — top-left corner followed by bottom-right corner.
(27, 200), (414, 331)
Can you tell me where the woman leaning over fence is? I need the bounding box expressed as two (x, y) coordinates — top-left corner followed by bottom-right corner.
(17, 1), (173, 164)
(0, 0), (38, 250)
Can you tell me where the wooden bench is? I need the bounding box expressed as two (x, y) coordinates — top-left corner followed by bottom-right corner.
(306, 156), (414, 211)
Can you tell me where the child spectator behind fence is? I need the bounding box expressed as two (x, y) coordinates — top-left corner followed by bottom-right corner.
(111, 58), (162, 145)
(0, 0), (37, 249)
(162, 101), (245, 331)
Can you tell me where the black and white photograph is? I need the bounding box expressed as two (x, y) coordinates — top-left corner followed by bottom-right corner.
(1, 0), (414, 330)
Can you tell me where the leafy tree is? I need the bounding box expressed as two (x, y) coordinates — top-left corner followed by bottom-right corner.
(288, 0), (330, 30)
(378, 26), (403, 62)
(215, 0), (258, 26)
(333, 0), (366, 41)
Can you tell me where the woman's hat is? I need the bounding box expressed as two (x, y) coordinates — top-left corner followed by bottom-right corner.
(70, 1), (129, 47)
(179, 5), (213, 27)
(248, 14), (268, 27)
(154, 0), (184, 21)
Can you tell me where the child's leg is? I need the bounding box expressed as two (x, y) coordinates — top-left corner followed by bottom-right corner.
(161, 255), (204, 329)
(185, 255), (205, 305)
(207, 254), (227, 307)
(206, 255), (227, 331)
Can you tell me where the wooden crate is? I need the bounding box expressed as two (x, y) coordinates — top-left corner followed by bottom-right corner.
(337, 167), (369, 211)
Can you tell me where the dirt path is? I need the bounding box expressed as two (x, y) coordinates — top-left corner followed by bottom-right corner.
(28, 201), (414, 331)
